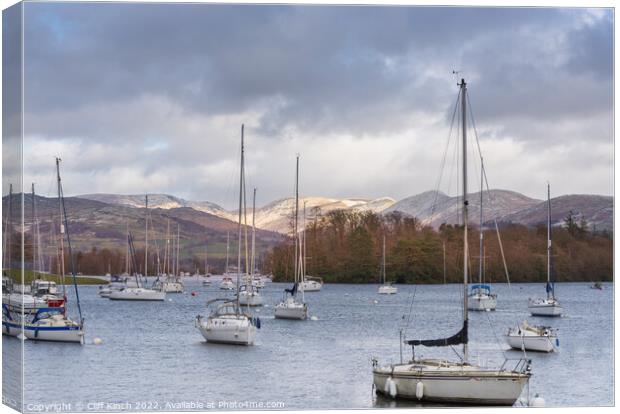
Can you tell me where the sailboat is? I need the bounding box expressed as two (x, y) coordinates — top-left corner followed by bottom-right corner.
(298, 202), (323, 292)
(154, 224), (184, 293)
(3, 158), (85, 343)
(195, 124), (260, 345)
(274, 155), (308, 320)
(202, 243), (212, 286)
(467, 164), (497, 311)
(378, 235), (397, 294)
(98, 221), (138, 298)
(372, 79), (531, 405)
(239, 188), (263, 306)
(506, 320), (558, 353)
(109, 195), (166, 301)
(3, 184), (65, 311)
(528, 184), (563, 317)
(219, 232), (235, 290)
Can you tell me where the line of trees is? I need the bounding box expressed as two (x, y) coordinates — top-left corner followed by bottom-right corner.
(263, 210), (613, 284)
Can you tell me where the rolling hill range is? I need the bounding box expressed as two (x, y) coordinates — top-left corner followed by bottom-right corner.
(3, 188), (612, 273)
(75, 190), (613, 233)
(3, 194), (282, 273)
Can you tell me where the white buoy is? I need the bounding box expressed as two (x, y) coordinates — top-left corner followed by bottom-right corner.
(529, 394), (545, 407)
(17, 333), (26, 341)
(388, 378), (397, 397)
(168, 298), (173, 302)
(310, 316), (318, 321)
(373, 300), (379, 304)
(93, 337), (104, 345)
(415, 381), (424, 400)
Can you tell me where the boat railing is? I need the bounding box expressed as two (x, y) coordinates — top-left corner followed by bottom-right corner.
(500, 357), (532, 374)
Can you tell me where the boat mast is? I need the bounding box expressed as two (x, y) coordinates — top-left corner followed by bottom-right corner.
(294, 155), (300, 295)
(56, 158), (67, 297)
(205, 243), (208, 274)
(382, 234), (386, 284)
(125, 220), (130, 275)
(225, 231), (230, 274)
(31, 183), (36, 276)
(459, 79), (469, 362)
(547, 183), (554, 300)
(443, 240), (446, 284)
(478, 159), (484, 285)
(251, 188), (257, 280)
(55, 158), (83, 323)
(176, 224), (180, 277)
(3, 184), (12, 272)
(144, 195), (149, 282)
(236, 125), (245, 312)
(304, 201), (308, 279)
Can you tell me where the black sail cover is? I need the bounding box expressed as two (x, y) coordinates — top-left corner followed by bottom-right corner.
(407, 320), (468, 347)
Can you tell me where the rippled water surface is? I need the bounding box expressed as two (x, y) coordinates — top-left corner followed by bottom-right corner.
(3, 280), (614, 410)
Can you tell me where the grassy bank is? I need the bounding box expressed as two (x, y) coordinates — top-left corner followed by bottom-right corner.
(3, 269), (108, 285)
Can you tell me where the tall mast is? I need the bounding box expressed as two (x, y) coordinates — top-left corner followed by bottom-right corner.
(205, 242), (208, 274)
(236, 125), (245, 311)
(251, 188), (257, 280)
(55, 158), (82, 322)
(443, 240), (446, 284)
(144, 195), (149, 280)
(3, 184), (12, 271)
(382, 234), (386, 284)
(32, 183), (36, 275)
(293, 155), (300, 291)
(303, 201), (307, 282)
(177, 225), (180, 277)
(56, 158), (66, 295)
(225, 231), (230, 274)
(243, 159), (249, 279)
(459, 78), (469, 362)
(478, 159), (484, 284)
(125, 220), (130, 274)
(547, 183), (554, 299)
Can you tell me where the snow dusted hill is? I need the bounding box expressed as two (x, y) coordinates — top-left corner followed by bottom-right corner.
(387, 189), (541, 227)
(76, 190), (612, 233)
(249, 196), (397, 234)
(78, 193), (236, 221)
(502, 194), (613, 232)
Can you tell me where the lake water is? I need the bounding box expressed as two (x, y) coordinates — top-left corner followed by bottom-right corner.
(2, 280), (614, 411)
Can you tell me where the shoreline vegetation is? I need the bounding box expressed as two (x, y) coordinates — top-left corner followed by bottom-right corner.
(263, 210), (613, 284)
(2, 210), (611, 286)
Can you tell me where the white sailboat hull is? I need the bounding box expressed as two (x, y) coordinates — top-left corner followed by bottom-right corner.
(378, 285), (398, 294)
(506, 334), (556, 352)
(373, 363), (529, 405)
(528, 299), (563, 316)
(299, 280), (322, 292)
(238, 292), (263, 306)
(155, 281), (184, 293)
(3, 317), (84, 344)
(467, 294), (497, 311)
(219, 281), (235, 290)
(195, 315), (256, 345)
(109, 288), (165, 301)
(274, 299), (307, 320)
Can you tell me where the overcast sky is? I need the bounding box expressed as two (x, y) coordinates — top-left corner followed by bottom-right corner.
(3, 3), (613, 209)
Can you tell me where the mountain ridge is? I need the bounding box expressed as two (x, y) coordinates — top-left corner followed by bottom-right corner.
(73, 190), (613, 233)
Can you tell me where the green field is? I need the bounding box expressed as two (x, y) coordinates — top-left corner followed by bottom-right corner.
(3, 269), (108, 285)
